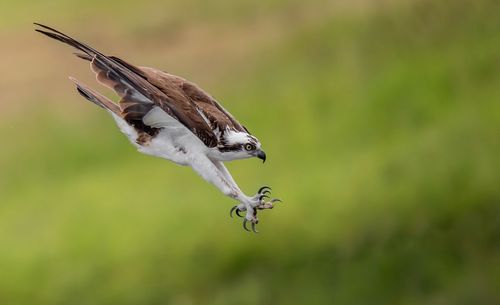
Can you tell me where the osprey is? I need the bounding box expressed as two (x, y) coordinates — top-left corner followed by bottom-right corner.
(35, 23), (281, 233)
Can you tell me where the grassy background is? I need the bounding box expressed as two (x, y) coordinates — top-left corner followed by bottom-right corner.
(0, 0), (499, 304)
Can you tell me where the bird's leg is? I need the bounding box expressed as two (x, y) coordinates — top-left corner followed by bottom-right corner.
(208, 160), (281, 232)
(190, 157), (264, 231)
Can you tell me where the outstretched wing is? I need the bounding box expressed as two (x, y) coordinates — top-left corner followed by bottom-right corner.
(35, 23), (218, 147)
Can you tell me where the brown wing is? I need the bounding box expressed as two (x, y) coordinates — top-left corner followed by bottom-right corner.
(35, 23), (218, 147)
(138, 67), (249, 135)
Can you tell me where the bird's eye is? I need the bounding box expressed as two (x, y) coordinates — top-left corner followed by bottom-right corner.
(244, 144), (254, 151)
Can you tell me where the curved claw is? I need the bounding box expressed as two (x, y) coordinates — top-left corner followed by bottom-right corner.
(251, 222), (259, 233)
(259, 194), (270, 201)
(230, 206), (237, 218)
(230, 206), (244, 218)
(243, 219), (251, 232)
(270, 198), (282, 203)
(258, 186), (271, 193)
(262, 190), (271, 195)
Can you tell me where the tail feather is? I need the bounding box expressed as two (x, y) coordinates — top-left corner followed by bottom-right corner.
(69, 77), (121, 116)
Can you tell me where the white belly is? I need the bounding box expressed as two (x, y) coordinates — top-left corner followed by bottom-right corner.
(138, 129), (190, 165)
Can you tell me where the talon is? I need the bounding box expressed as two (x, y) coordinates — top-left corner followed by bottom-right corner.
(230, 206), (237, 218)
(243, 219), (251, 232)
(270, 198), (282, 203)
(259, 194), (269, 201)
(258, 186), (271, 193)
(251, 222), (259, 233)
(230, 206), (244, 218)
(262, 190), (271, 195)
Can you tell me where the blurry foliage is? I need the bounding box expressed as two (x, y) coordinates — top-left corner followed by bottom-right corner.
(0, 0), (499, 304)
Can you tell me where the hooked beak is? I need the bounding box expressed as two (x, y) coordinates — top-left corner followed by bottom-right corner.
(256, 150), (267, 163)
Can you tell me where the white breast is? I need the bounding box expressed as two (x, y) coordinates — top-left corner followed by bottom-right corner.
(112, 107), (210, 166)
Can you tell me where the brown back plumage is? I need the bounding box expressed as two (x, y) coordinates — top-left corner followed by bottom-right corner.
(35, 23), (249, 148)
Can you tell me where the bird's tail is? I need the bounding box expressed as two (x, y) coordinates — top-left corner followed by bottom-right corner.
(69, 77), (121, 116)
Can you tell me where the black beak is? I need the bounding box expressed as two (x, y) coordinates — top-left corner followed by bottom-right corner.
(256, 150), (267, 163)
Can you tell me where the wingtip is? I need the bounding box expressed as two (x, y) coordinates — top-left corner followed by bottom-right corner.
(34, 28), (51, 37)
(33, 22), (50, 29)
(33, 22), (46, 30)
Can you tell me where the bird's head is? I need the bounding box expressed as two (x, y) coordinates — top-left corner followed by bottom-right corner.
(219, 130), (266, 162)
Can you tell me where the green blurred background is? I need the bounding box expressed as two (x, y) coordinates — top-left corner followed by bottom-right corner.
(0, 0), (499, 304)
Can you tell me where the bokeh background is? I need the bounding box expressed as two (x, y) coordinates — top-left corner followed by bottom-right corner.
(0, 0), (499, 304)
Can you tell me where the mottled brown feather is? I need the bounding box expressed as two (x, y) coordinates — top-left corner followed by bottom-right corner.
(35, 23), (250, 148)
(138, 67), (248, 134)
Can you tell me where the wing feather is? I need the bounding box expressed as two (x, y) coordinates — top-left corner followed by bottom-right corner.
(138, 67), (250, 136)
(35, 23), (219, 147)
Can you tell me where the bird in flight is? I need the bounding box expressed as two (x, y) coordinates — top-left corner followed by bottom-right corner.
(35, 23), (281, 233)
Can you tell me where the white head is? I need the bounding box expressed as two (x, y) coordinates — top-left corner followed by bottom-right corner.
(217, 130), (266, 162)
